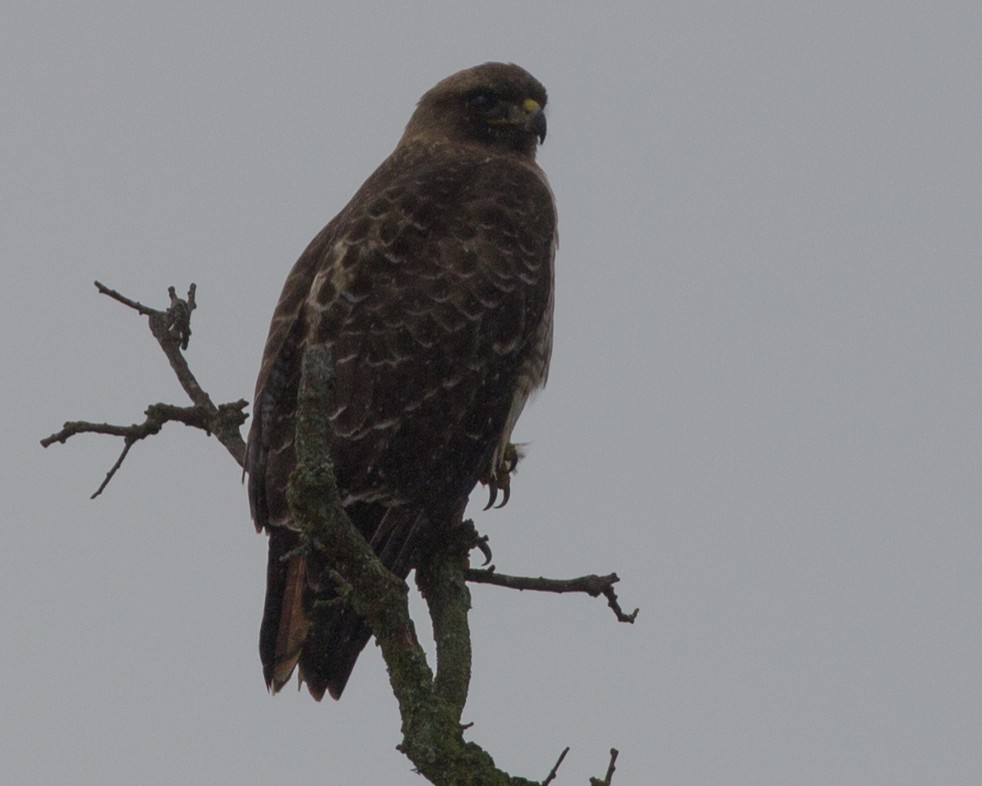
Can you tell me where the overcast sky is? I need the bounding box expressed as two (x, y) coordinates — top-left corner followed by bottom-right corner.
(4, 2), (982, 784)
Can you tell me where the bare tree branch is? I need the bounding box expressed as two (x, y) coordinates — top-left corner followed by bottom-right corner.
(41, 401), (246, 497)
(542, 747), (570, 785)
(94, 281), (216, 414)
(92, 280), (158, 316)
(40, 283), (248, 495)
(589, 749), (619, 786)
(466, 568), (639, 623)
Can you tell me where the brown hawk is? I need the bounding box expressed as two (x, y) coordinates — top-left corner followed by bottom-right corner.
(246, 62), (556, 700)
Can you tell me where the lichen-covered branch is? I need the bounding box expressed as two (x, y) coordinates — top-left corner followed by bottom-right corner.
(466, 568), (639, 624)
(415, 520), (475, 720)
(40, 282), (248, 495)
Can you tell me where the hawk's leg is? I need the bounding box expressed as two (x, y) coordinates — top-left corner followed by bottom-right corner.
(481, 442), (522, 510)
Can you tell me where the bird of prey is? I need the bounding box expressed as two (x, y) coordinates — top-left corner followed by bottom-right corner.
(246, 62), (556, 701)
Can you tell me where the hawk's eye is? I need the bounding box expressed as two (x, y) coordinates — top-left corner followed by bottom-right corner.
(466, 89), (499, 112)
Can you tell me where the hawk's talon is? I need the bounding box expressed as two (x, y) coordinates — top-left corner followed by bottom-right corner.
(484, 485), (498, 511)
(480, 442), (521, 510)
(475, 534), (493, 566)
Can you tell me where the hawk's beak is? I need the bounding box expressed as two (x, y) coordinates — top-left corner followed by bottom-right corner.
(489, 98), (547, 144)
(522, 98), (547, 144)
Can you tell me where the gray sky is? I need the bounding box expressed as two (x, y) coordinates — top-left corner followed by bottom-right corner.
(5, 2), (982, 784)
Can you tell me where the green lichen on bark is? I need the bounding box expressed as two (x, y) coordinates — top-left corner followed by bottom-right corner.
(416, 521), (474, 719)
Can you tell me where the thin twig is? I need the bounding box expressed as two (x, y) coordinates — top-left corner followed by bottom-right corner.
(92, 439), (135, 499)
(466, 568), (639, 623)
(542, 746), (570, 785)
(589, 748), (619, 786)
(93, 280), (156, 315)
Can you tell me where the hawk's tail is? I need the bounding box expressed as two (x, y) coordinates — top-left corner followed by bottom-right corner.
(259, 529), (310, 694)
(259, 505), (424, 700)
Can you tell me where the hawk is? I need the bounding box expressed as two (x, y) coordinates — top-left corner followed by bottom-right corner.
(246, 62), (556, 700)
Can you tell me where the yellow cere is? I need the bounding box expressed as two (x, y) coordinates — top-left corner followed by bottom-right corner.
(522, 98), (542, 115)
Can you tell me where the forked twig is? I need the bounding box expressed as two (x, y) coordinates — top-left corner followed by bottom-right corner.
(589, 748), (619, 786)
(41, 283), (248, 495)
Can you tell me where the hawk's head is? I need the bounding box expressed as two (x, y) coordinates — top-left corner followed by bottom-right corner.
(404, 62), (548, 157)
